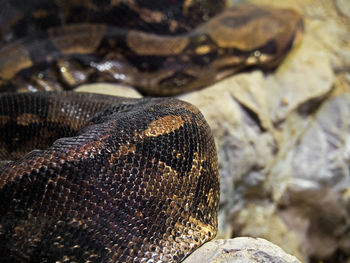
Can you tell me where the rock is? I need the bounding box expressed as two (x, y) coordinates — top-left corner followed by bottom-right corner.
(183, 238), (302, 263)
(75, 83), (142, 98)
(275, 94), (350, 260)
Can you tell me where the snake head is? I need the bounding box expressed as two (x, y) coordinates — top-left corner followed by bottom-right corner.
(197, 4), (304, 73)
(250, 5), (304, 68)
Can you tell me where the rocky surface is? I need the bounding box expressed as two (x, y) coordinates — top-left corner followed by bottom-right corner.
(75, 0), (350, 262)
(180, 0), (350, 262)
(183, 238), (302, 263)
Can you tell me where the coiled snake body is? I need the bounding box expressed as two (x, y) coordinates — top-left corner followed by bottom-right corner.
(0, 0), (303, 262)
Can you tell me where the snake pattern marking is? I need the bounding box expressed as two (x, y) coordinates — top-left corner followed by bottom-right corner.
(0, 0), (303, 262)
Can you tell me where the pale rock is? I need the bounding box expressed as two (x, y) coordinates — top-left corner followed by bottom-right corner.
(75, 83), (142, 98)
(183, 238), (302, 263)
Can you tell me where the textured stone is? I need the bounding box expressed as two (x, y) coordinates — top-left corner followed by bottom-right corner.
(183, 238), (302, 263)
(274, 94), (350, 260)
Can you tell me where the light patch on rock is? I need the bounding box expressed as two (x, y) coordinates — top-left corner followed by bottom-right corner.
(183, 237), (302, 263)
(75, 83), (142, 98)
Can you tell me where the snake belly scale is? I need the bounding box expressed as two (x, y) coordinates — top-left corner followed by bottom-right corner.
(0, 0), (303, 262)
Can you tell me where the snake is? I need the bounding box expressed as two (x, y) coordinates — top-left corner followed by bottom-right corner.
(0, 0), (303, 96)
(0, 0), (303, 262)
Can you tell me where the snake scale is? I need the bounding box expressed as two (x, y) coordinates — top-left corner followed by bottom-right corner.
(0, 0), (303, 262)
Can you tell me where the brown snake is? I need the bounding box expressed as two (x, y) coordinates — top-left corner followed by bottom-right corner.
(0, 0), (303, 262)
(0, 0), (303, 95)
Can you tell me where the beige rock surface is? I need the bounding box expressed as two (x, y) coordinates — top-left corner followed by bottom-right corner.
(183, 238), (302, 263)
